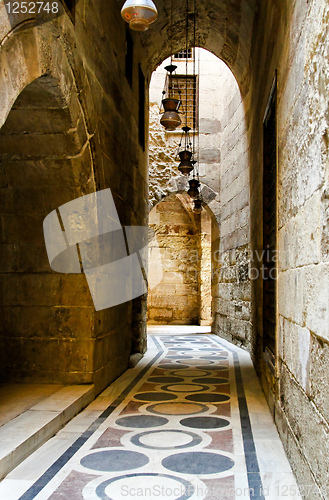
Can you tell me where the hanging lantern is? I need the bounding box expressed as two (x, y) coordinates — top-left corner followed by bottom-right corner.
(178, 150), (194, 175)
(121, 0), (158, 32)
(187, 178), (200, 198)
(177, 126), (194, 175)
(193, 198), (203, 213)
(160, 97), (182, 131)
(159, 64), (182, 131)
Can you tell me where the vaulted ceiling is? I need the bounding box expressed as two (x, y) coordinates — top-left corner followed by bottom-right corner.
(139, 0), (257, 89)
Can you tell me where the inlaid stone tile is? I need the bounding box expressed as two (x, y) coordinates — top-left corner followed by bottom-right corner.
(2, 329), (299, 500)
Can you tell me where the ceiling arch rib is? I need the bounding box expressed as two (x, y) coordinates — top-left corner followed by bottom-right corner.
(140, 0), (257, 93)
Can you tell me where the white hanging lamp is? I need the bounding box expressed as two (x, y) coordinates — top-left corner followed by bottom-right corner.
(121, 0), (158, 31)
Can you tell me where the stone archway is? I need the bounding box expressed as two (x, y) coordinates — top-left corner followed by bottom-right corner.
(148, 48), (252, 348)
(0, 19), (149, 391)
(0, 70), (96, 384)
(147, 192), (214, 326)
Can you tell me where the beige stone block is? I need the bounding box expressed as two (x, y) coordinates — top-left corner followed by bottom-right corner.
(61, 275), (93, 307)
(214, 283), (233, 300)
(93, 329), (131, 372)
(148, 308), (173, 320)
(280, 317), (311, 394)
(303, 263), (329, 341)
(309, 334), (329, 424)
(1, 337), (94, 383)
(280, 364), (329, 493)
(213, 297), (229, 315)
(1, 274), (62, 307)
(0, 132), (82, 159)
(221, 187), (249, 222)
(1, 108), (73, 135)
(278, 190), (321, 270)
(2, 305), (94, 340)
(278, 269), (304, 326)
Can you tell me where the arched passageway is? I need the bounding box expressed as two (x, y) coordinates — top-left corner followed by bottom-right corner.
(0, 74), (95, 383)
(148, 49), (252, 347)
(0, 0), (328, 496)
(147, 193), (213, 326)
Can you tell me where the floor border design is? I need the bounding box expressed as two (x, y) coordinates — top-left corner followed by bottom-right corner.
(212, 336), (265, 499)
(18, 350), (163, 500)
(18, 333), (265, 499)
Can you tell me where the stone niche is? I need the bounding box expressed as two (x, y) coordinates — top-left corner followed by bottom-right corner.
(148, 193), (211, 325)
(148, 193), (212, 325)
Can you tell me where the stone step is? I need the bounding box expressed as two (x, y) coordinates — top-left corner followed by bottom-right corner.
(0, 384), (95, 480)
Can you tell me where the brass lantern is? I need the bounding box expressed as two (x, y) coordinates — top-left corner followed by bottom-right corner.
(178, 150), (194, 175)
(160, 97), (182, 131)
(177, 126), (194, 175)
(160, 64), (182, 131)
(193, 198), (203, 213)
(187, 178), (200, 198)
(121, 0), (158, 31)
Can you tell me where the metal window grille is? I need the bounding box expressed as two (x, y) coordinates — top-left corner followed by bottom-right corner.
(168, 75), (197, 130)
(174, 49), (194, 59)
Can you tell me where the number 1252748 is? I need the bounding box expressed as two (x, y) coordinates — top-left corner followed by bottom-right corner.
(5, 2), (59, 14)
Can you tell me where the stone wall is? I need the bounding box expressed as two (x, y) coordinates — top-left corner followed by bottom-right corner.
(248, 0), (329, 496)
(211, 62), (252, 349)
(200, 209), (212, 325)
(148, 194), (200, 325)
(0, 1), (149, 390)
(0, 75), (95, 384)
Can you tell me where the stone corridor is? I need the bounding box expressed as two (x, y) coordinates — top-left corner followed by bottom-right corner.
(0, 327), (299, 500)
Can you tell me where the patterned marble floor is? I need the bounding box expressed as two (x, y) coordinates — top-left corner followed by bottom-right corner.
(0, 327), (300, 499)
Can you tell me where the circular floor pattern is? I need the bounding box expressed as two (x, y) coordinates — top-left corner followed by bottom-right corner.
(161, 384), (209, 393)
(166, 356), (194, 360)
(180, 416), (230, 430)
(168, 348), (195, 351)
(148, 376), (185, 384)
(147, 402), (209, 416)
(199, 356), (228, 361)
(158, 364), (190, 370)
(130, 429), (202, 450)
(198, 347), (224, 356)
(134, 392), (178, 402)
(80, 450), (149, 472)
(95, 473), (196, 500)
(162, 451), (234, 475)
(178, 359), (216, 366)
(115, 415), (169, 428)
(195, 365), (228, 371)
(172, 370), (209, 377)
(185, 393), (230, 403)
(192, 377), (228, 385)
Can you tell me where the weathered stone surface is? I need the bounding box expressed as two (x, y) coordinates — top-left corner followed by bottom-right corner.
(280, 364), (329, 494)
(199, 118), (221, 135)
(148, 194), (201, 325)
(199, 148), (221, 163)
(309, 334), (329, 424)
(0, 0), (328, 494)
